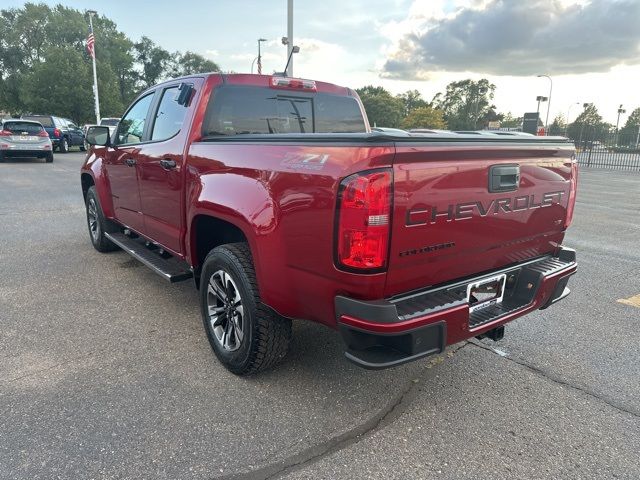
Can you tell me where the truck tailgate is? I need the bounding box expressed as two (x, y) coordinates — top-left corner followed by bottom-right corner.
(385, 143), (576, 297)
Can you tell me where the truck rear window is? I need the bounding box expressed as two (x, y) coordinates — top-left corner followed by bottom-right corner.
(22, 116), (53, 127)
(202, 86), (366, 136)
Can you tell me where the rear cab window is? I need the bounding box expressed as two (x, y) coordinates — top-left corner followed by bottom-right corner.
(202, 85), (366, 136)
(22, 116), (54, 128)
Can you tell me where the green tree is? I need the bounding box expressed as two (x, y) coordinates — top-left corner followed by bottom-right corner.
(433, 79), (496, 130)
(396, 89), (427, 117)
(500, 112), (523, 129)
(401, 106), (447, 130)
(356, 85), (404, 128)
(549, 114), (566, 136)
(134, 36), (172, 89)
(170, 51), (220, 77)
(0, 4), (224, 118)
(573, 103), (602, 126)
(567, 103), (603, 142)
(20, 46), (93, 123)
(619, 107), (640, 145)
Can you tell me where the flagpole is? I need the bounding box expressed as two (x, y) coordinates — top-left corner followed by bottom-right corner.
(87, 10), (101, 124)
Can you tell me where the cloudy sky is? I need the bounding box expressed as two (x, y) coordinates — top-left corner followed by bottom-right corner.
(6, 0), (640, 124)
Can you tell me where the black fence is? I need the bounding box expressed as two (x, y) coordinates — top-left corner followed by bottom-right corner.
(568, 130), (640, 171)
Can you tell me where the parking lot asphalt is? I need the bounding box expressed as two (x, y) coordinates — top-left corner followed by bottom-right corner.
(1, 152), (639, 479)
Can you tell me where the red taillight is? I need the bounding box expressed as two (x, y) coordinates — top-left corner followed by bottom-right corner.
(53, 128), (61, 138)
(271, 76), (317, 91)
(564, 159), (578, 229)
(0, 129), (11, 137)
(38, 129), (49, 137)
(336, 169), (392, 271)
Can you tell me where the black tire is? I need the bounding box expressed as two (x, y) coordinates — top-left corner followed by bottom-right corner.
(45, 152), (53, 163)
(85, 186), (118, 252)
(200, 243), (291, 375)
(59, 137), (69, 153)
(0, 151), (4, 163)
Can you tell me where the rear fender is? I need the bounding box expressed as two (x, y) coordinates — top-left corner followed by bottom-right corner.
(186, 172), (279, 301)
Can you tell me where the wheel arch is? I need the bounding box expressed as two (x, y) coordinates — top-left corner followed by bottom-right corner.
(80, 156), (115, 218)
(189, 214), (253, 288)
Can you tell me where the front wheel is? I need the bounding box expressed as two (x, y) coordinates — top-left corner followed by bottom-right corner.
(85, 186), (118, 252)
(200, 243), (291, 375)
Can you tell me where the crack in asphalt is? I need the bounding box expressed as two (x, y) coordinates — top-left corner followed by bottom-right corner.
(214, 343), (469, 480)
(468, 339), (640, 419)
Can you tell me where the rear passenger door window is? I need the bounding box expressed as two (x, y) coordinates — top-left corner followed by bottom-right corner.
(116, 92), (154, 145)
(150, 86), (189, 141)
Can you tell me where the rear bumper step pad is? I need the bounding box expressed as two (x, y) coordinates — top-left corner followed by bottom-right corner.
(336, 247), (576, 369)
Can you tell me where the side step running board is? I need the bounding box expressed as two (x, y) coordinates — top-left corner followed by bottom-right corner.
(105, 232), (193, 283)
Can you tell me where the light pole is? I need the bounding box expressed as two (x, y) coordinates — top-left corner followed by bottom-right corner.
(536, 95), (548, 119)
(615, 104), (626, 147)
(537, 74), (552, 133)
(615, 104), (626, 132)
(565, 101), (580, 136)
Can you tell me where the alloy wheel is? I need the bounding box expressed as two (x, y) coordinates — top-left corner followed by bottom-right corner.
(87, 198), (99, 241)
(207, 270), (245, 352)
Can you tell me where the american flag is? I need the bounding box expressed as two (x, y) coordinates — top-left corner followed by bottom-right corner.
(86, 25), (95, 59)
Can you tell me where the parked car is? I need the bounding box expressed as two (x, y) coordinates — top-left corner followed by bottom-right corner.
(83, 117), (120, 150)
(82, 73), (578, 375)
(0, 119), (53, 163)
(21, 115), (85, 153)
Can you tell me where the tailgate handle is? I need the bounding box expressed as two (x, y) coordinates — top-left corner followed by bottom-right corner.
(489, 164), (520, 193)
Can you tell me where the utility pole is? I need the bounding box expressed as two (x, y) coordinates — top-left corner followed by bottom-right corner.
(87, 10), (100, 124)
(286, 0), (293, 76)
(536, 95), (548, 123)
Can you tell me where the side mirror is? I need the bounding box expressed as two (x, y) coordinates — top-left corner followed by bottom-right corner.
(86, 126), (111, 146)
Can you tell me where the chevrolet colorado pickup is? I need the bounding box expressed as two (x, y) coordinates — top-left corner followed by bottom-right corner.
(82, 73), (578, 375)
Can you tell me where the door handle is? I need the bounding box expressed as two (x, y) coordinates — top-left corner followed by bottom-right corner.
(125, 158), (136, 167)
(160, 159), (177, 170)
(488, 164), (520, 192)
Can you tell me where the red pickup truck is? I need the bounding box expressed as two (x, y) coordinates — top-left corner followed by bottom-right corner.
(82, 73), (577, 375)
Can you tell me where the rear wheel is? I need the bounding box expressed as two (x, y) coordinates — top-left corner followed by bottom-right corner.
(59, 137), (69, 153)
(200, 243), (291, 375)
(86, 186), (118, 252)
(45, 152), (53, 163)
